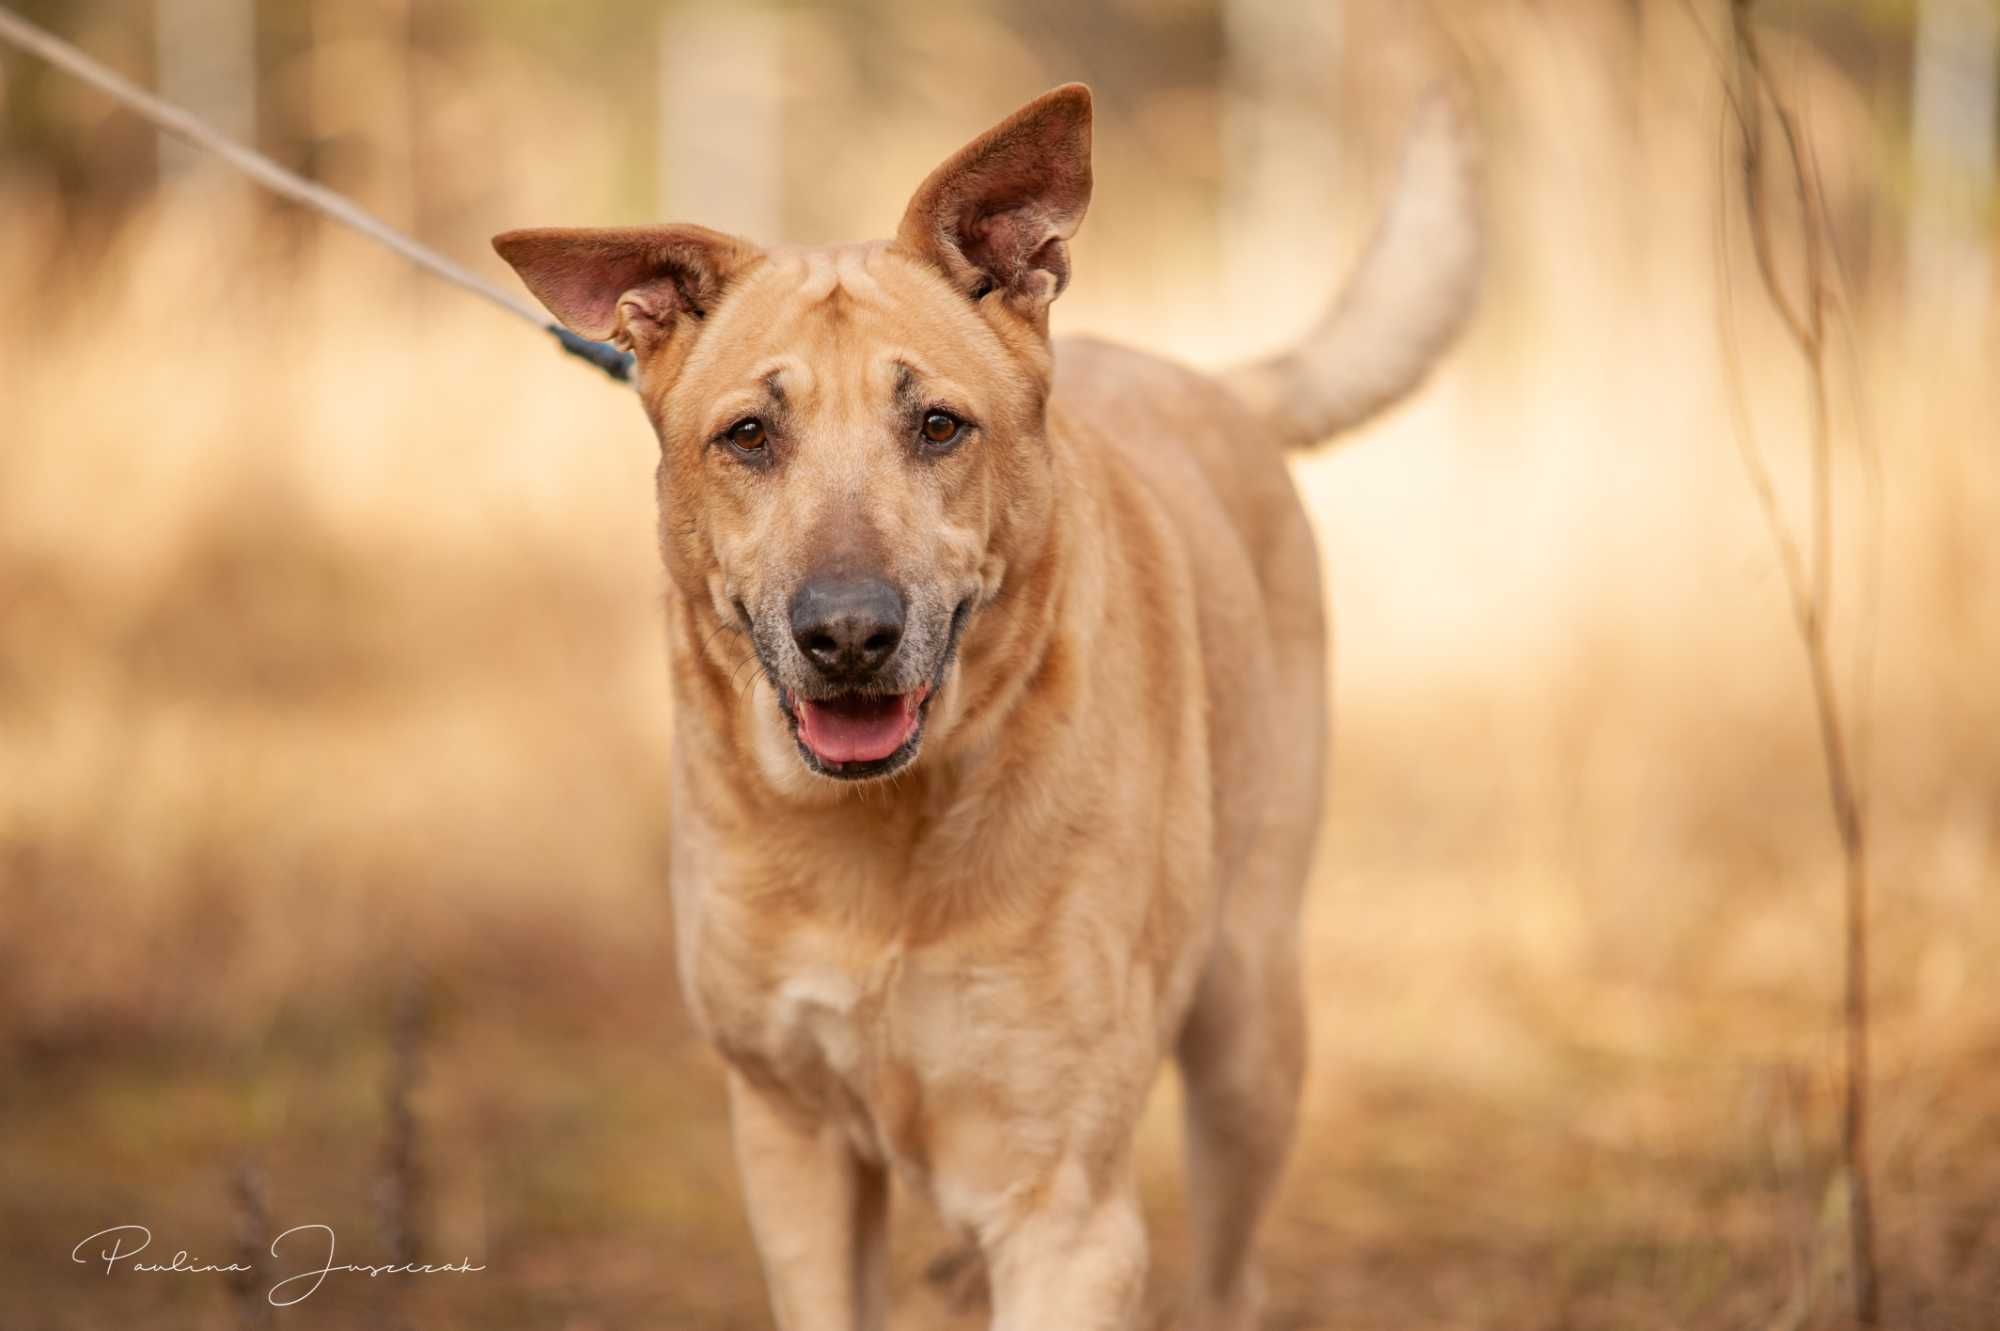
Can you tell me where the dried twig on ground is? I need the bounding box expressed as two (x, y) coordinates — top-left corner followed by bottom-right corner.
(228, 1158), (271, 1331)
(378, 969), (430, 1271)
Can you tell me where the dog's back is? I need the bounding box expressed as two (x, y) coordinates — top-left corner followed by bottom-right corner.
(1043, 91), (1481, 909)
(1048, 336), (1329, 908)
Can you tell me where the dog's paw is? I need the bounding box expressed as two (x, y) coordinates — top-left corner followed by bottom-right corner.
(1181, 1271), (1269, 1331)
(923, 1239), (989, 1313)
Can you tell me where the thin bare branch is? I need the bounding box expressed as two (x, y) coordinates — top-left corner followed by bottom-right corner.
(1713, 108), (1815, 636)
(1699, 1), (1881, 1322)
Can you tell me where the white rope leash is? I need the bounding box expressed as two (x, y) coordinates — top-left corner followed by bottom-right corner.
(0, 5), (634, 385)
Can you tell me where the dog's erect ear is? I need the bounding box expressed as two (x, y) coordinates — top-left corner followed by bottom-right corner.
(895, 84), (1093, 319)
(491, 225), (760, 354)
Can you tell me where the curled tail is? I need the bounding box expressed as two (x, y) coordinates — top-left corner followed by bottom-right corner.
(1225, 91), (1483, 448)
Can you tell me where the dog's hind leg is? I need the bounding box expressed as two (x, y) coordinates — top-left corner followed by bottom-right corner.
(1173, 908), (1308, 1331)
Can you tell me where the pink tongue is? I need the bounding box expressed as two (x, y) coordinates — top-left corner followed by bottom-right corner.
(796, 692), (921, 764)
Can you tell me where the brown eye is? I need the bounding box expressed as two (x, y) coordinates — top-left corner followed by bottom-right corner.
(726, 418), (767, 453)
(921, 411), (963, 447)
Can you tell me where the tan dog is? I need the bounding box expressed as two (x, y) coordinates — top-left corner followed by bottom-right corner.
(496, 84), (1477, 1331)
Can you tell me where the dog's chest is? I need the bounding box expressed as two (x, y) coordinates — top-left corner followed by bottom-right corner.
(761, 954), (888, 1100)
(690, 913), (960, 1164)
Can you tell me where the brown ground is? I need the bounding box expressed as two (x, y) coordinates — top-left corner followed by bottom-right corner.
(4, 4), (1998, 1327)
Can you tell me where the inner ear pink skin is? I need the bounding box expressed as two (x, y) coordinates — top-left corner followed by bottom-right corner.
(895, 83), (1093, 313)
(491, 224), (760, 343)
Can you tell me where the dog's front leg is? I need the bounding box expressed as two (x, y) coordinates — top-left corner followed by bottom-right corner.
(980, 1162), (1148, 1331)
(728, 1071), (890, 1331)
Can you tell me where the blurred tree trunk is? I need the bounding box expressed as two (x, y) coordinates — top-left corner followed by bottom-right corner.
(656, 5), (783, 240)
(1220, 0), (1344, 320)
(153, 0), (255, 185)
(1908, 0), (1998, 345)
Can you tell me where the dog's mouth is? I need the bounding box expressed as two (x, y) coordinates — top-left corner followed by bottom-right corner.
(769, 598), (974, 782)
(790, 688), (929, 771)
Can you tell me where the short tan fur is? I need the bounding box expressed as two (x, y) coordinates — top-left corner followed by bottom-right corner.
(496, 82), (1479, 1331)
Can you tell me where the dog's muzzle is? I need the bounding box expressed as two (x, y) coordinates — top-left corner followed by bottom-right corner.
(763, 581), (974, 781)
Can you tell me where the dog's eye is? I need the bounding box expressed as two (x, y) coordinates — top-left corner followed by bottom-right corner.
(725, 418), (768, 454)
(920, 411), (964, 448)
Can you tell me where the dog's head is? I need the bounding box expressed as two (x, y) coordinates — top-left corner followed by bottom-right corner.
(495, 86), (1091, 783)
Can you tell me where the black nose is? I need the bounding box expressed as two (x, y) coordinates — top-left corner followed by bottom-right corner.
(789, 576), (906, 682)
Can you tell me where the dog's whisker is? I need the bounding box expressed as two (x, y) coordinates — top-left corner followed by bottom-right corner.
(729, 652), (767, 700)
(696, 614), (743, 662)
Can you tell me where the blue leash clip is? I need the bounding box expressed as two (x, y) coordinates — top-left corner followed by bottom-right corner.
(549, 325), (636, 384)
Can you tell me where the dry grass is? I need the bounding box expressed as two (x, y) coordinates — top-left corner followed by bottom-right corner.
(3, 5), (1998, 1328)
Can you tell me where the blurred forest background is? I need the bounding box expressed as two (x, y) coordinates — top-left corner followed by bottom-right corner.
(2, 1), (1996, 1328)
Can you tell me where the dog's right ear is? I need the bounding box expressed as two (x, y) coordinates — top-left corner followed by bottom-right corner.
(492, 225), (761, 356)
(896, 84), (1093, 324)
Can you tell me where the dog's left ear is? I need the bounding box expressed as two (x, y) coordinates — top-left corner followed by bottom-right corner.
(896, 84), (1093, 323)
(492, 224), (760, 358)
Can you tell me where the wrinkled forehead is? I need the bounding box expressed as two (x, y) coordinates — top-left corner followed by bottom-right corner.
(660, 244), (1032, 433)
